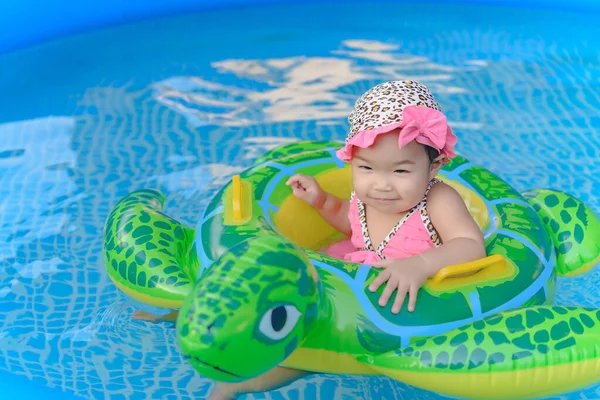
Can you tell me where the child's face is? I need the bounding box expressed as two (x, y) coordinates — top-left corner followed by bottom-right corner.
(350, 131), (443, 214)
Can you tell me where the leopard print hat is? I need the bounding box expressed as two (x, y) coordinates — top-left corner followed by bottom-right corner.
(336, 80), (457, 163)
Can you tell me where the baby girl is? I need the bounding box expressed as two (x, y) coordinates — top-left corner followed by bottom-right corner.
(286, 80), (486, 315)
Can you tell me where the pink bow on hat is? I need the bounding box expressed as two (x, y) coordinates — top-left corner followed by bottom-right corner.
(335, 104), (458, 163)
(399, 106), (457, 161)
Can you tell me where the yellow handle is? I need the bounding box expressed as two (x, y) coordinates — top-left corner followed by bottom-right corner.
(224, 174), (252, 225)
(232, 174), (242, 221)
(430, 254), (507, 285)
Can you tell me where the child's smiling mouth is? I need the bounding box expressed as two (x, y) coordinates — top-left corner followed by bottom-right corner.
(370, 196), (399, 202)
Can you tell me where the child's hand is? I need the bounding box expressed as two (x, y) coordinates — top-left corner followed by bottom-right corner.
(286, 174), (326, 209)
(368, 257), (432, 314)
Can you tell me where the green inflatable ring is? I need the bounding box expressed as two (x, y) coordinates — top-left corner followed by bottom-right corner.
(103, 140), (600, 399)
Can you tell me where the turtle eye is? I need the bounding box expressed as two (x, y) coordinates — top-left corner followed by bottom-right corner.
(258, 305), (301, 341)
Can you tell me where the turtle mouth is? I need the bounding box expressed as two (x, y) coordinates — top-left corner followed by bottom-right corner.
(183, 354), (243, 378)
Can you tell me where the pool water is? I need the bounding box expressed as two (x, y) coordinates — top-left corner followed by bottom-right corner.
(0, 1), (599, 399)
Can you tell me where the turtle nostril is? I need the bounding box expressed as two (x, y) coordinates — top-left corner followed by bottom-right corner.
(207, 322), (215, 333)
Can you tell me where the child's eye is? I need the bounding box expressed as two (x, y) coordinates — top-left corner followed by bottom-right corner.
(359, 165), (372, 170)
(394, 169), (408, 174)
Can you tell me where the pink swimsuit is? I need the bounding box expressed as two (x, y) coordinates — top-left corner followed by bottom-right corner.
(327, 179), (442, 264)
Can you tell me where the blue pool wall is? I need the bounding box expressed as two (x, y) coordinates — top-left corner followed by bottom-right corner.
(1, 0), (600, 55)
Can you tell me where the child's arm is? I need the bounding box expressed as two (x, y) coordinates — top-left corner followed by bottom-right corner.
(314, 190), (352, 236)
(418, 182), (487, 272)
(132, 310), (179, 323)
(286, 174), (351, 236)
(208, 367), (310, 400)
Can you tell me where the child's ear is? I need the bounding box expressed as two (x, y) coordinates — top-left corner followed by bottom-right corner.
(429, 155), (447, 178)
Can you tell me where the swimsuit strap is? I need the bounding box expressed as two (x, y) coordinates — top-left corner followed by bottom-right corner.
(416, 178), (443, 247)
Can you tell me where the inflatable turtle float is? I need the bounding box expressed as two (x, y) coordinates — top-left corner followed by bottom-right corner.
(103, 141), (600, 399)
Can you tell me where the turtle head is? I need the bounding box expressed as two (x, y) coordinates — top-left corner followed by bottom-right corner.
(177, 234), (321, 382)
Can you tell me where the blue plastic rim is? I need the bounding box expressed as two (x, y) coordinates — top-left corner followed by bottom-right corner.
(1, 0), (599, 55)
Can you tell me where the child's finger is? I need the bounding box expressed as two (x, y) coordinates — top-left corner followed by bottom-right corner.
(407, 285), (419, 312)
(296, 179), (312, 190)
(391, 288), (408, 314)
(286, 174), (307, 185)
(372, 259), (392, 268)
(378, 278), (397, 307)
(368, 269), (390, 292)
(292, 186), (307, 198)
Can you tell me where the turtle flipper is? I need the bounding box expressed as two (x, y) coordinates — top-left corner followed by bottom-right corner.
(522, 189), (600, 276)
(103, 189), (199, 308)
(358, 306), (600, 399)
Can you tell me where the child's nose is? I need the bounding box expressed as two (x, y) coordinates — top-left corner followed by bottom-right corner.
(373, 179), (393, 191)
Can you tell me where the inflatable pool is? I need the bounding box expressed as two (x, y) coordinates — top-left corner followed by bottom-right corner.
(104, 140), (600, 399)
(2, 1), (600, 399)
